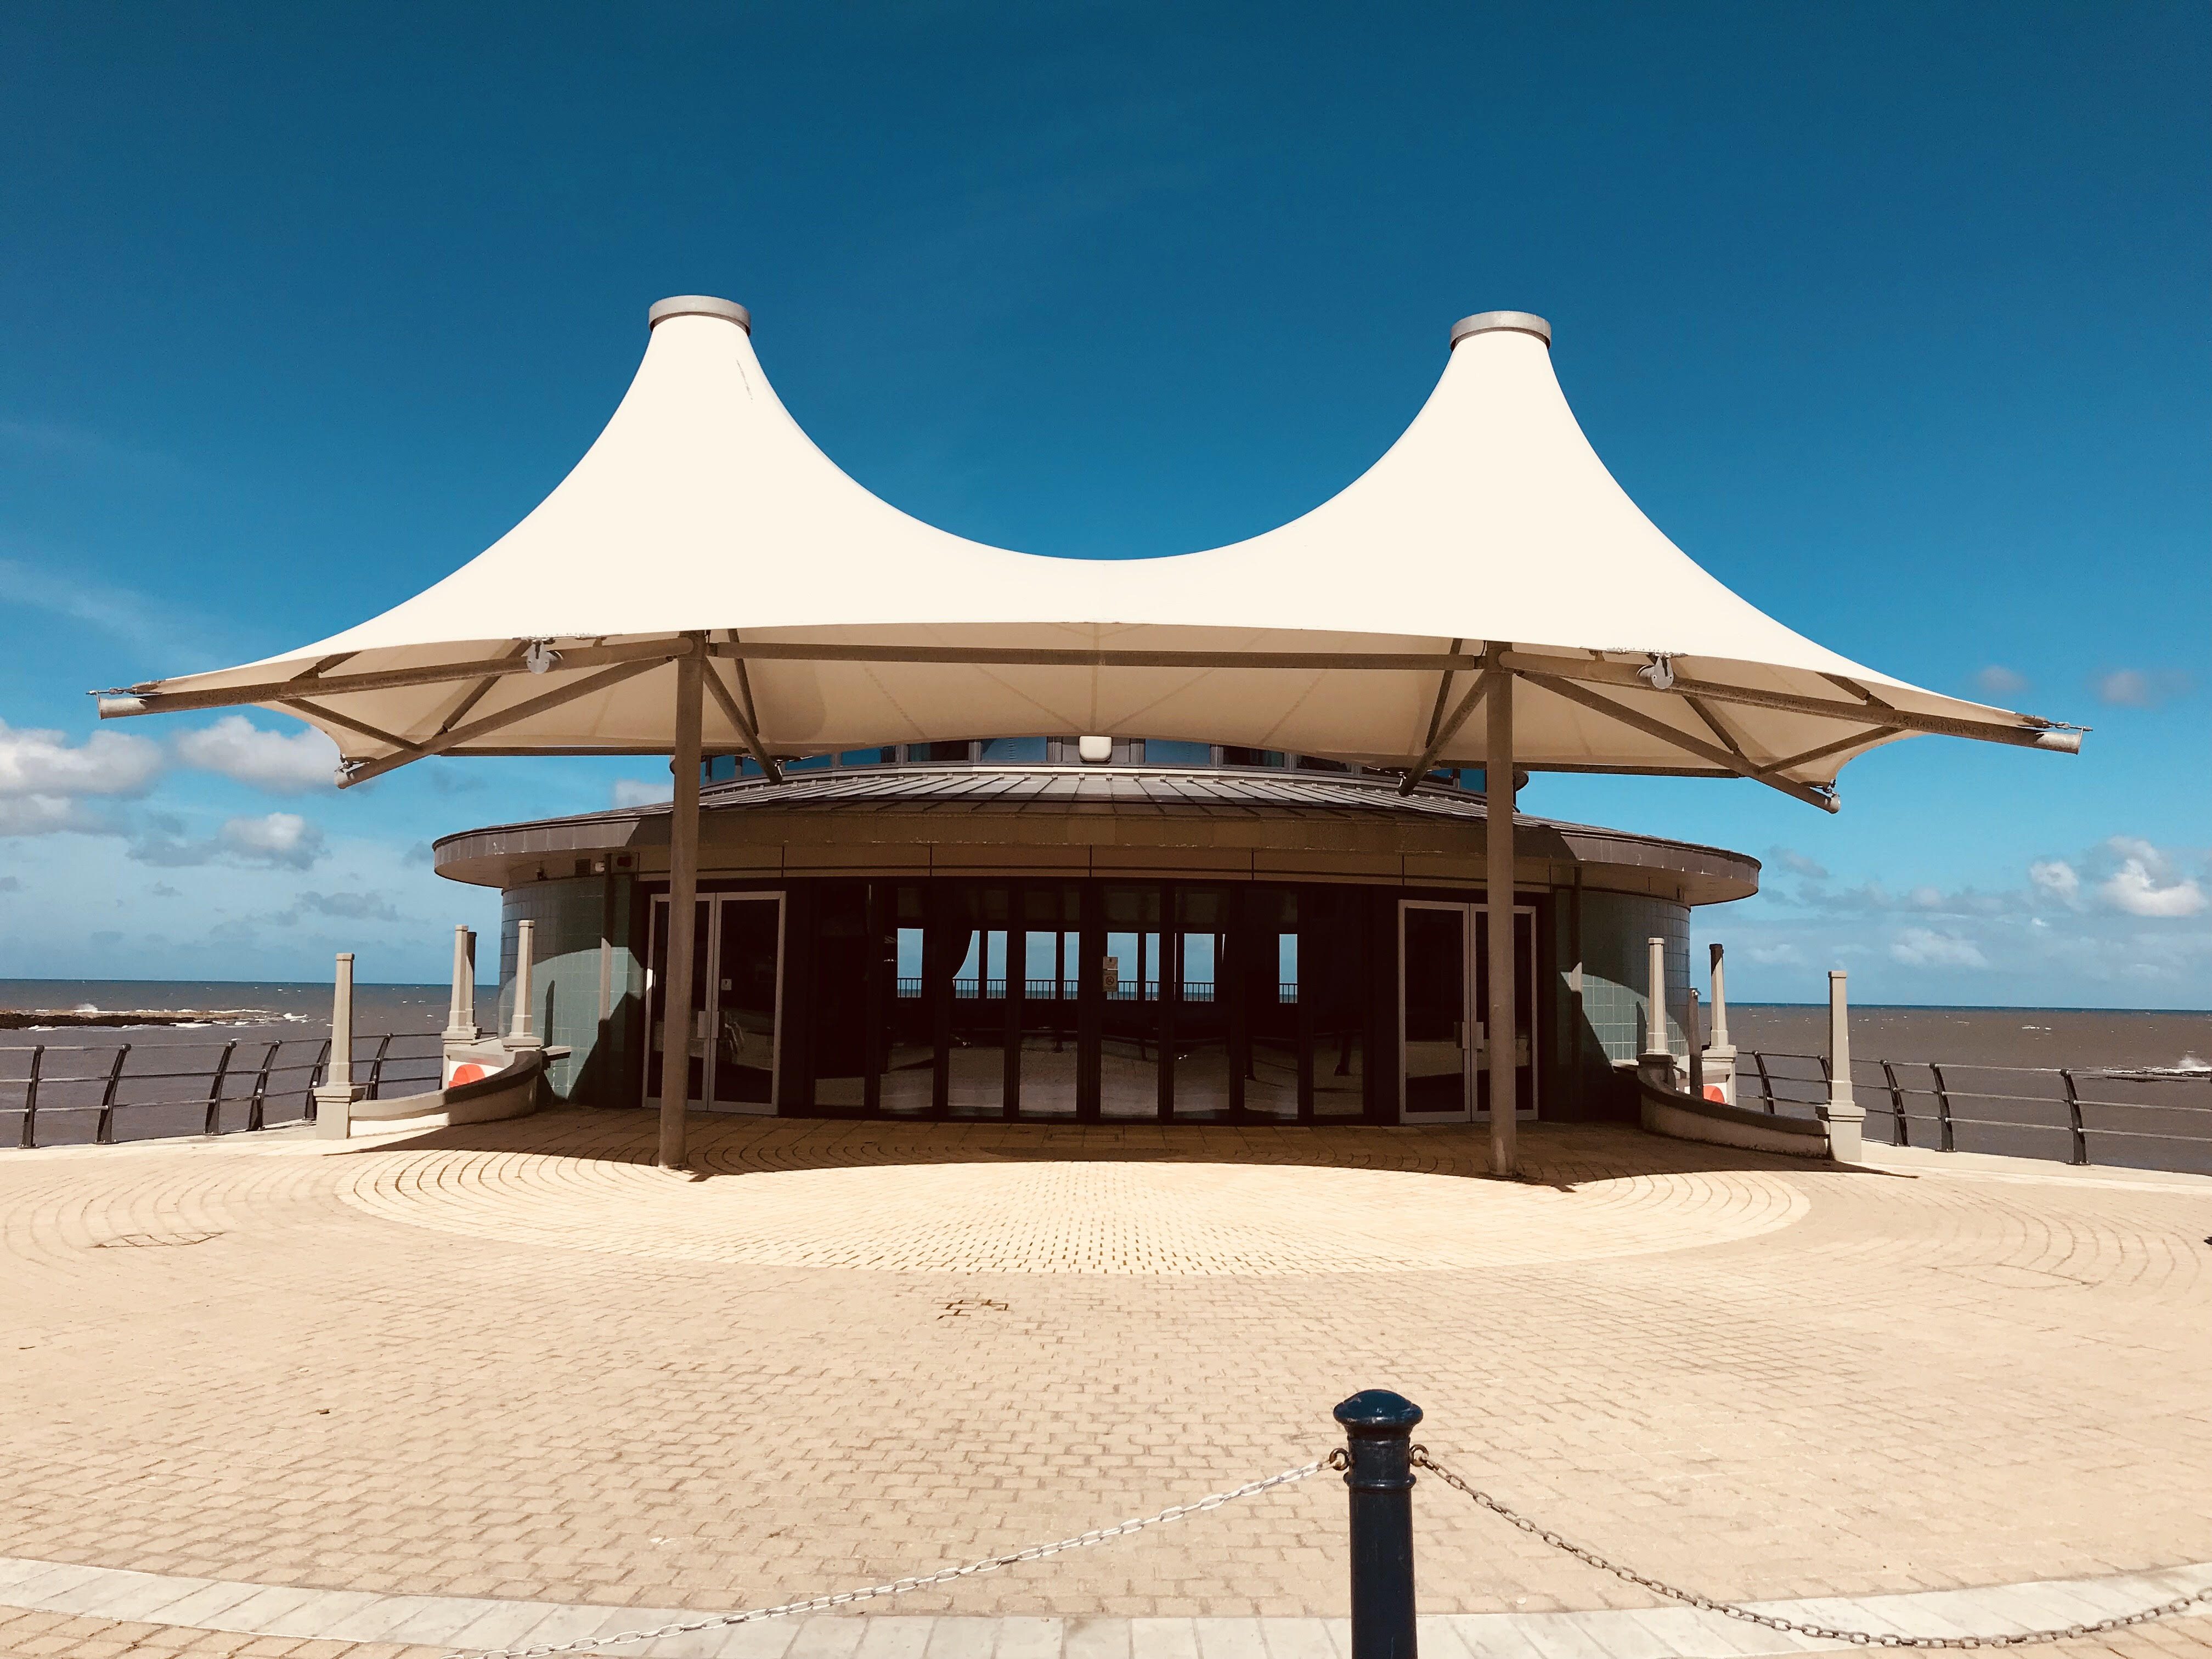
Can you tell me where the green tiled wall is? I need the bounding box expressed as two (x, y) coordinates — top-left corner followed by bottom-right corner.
(1575, 890), (1691, 1062)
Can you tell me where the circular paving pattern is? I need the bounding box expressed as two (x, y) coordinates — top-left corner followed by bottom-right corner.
(337, 1149), (1809, 1273)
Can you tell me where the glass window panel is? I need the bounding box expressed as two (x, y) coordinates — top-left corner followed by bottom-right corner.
(1234, 888), (1298, 1119)
(712, 897), (782, 1107)
(1018, 893), (1081, 1116)
(948, 912), (1009, 1116)
(644, 898), (709, 1107)
(980, 736), (1048, 762)
(1143, 740), (1210, 765)
(1100, 885), (1161, 1119)
(1171, 888), (1230, 1117)
(882, 917), (933, 1113)
(1306, 888), (1368, 1119)
(803, 887), (868, 1108)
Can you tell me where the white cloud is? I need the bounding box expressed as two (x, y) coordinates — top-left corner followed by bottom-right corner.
(2097, 842), (2205, 918)
(612, 777), (673, 808)
(221, 812), (325, 869)
(1974, 664), (2030, 697)
(1747, 943), (1803, 965)
(0, 718), (163, 799)
(276, 889), (400, 923)
(174, 715), (339, 793)
(0, 794), (106, 835)
(1889, 928), (1989, 968)
(1767, 845), (1829, 880)
(2094, 668), (2191, 708)
(130, 811), (328, 871)
(2028, 859), (2081, 907)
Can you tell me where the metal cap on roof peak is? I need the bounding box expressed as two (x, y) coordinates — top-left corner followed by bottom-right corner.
(648, 295), (752, 332)
(1449, 310), (1551, 349)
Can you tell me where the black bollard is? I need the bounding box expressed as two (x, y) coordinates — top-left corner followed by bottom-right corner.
(1334, 1389), (1422, 1659)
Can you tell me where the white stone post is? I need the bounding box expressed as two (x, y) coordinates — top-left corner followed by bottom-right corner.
(1704, 942), (1738, 1105)
(444, 925), (478, 1041)
(313, 951), (366, 1139)
(1818, 968), (1864, 1161)
(1637, 935), (1676, 1090)
(506, 918), (542, 1051)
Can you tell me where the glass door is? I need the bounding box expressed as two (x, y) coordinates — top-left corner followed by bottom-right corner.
(645, 892), (785, 1115)
(1398, 900), (1539, 1124)
(1399, 902), (1472, 1121)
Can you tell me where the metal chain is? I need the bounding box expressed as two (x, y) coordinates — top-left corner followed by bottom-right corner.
(446, 1457), (1335, 1659)
(1409, 1448), (2210, 1649)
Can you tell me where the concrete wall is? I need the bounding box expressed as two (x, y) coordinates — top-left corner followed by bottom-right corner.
(498, 874), (644, 1105)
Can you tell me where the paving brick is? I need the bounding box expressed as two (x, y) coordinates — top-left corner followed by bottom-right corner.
(1, 1111), (2208, 1633)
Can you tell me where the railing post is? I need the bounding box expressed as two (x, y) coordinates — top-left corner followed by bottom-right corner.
(248, 1040), (280, 1130)
(1881, 1059), (1908, 1148)
(366, 1034), (393, 1099)
(1334, 1389), (1422, 1659)
(1752, 1048), (1774, 1113)
(203, 1041), (237, 1137)
(1931, 1063), (1954, 1152)
(20, 1045), (43, 1149)
(2061, 1068), (2087, 1166)
(96, 1044), (131, 1144)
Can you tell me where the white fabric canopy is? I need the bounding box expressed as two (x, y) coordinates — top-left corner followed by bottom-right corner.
(103, 296), (2078, 804)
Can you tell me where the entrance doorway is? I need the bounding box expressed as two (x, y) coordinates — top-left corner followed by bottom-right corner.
(1397, 900), (1537, 1124)
(645, 891), (785, 1113)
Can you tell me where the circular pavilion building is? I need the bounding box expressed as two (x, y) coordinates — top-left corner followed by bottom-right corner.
(432, 741), (1758, 1126)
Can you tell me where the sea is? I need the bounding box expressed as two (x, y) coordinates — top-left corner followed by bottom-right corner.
(1, 981), (2205, 1169)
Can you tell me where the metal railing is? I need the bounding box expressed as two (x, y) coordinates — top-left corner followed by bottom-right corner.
(2, 1032), (446, 1149)
(898, 978), (1300, 1003)
(1737, 1048), (2212, 1170)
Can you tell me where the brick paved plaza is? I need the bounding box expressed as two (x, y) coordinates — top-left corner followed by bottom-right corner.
(3, 1112), (2209, 1657)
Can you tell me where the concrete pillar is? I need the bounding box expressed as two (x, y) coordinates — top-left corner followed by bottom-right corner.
(443, 926), (478, 1043)
(313, 951), (366, 1140)
(659, 645), (704, 1170)
(1703, 943), (1737, 1106)
(1638, 935), (1676, 1091)
(1484, 667), (1517, 1177)
(1818, 968), (1864, 1161)
(506, 919), (541, 1050)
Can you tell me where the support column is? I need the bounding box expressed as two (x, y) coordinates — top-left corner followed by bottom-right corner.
(658, 645), (704, 1170)
(1819, 968), (1864, 1161)
(1485, 665), (1517, 1177)
(1704, 942), (1737, 1105)
(313, 951), (366, 1140)
(1638, 935), (1676, 1091)
(506, 919), (541, 1049)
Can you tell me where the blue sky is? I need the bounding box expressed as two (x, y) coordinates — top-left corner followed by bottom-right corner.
(0, 1), (2204, 1005)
